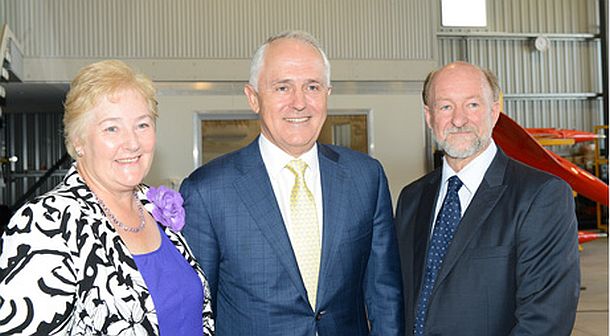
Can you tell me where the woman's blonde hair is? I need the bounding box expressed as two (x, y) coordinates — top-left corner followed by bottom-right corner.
(63, 60), (158, 158)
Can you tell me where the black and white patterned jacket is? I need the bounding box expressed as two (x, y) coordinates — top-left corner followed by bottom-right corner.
(0, 165), (215, 335)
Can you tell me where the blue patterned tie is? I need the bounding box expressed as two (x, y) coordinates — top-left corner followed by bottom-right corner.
(414, 175), (463, 335)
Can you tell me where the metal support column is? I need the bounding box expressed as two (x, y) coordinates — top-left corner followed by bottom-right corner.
(600, 0), (609, 151)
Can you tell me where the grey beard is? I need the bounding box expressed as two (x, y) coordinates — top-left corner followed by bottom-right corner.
(432, 131), (491, 159)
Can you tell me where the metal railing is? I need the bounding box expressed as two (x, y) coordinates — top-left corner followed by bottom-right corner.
(10, 153), (71, 213)
(0, 23), (24, 82)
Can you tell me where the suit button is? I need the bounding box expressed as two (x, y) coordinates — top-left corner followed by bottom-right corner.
(315, 310), (326, 321)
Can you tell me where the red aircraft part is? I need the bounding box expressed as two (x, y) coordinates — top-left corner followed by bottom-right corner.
(578, 231), (608, 244)
(525, 128), (603, 143)
(493, 113), (609, 207)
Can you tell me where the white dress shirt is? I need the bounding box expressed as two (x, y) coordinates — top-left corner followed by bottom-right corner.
(431, 141), (498, 231)
(259, 134), (324, 239)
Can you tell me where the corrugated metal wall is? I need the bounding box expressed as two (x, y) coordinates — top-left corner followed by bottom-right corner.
(442, 0), (597, 33)
(437, 0), (603, 132)
(0, 0), (438, 207)
(0, 0), (434, 60)
(0, 0), (604, 207)
(504, 99), (602, 130)
(440, 39), (600, 93)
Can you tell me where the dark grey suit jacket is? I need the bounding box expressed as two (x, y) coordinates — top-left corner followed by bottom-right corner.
(395, 148), (580, 336)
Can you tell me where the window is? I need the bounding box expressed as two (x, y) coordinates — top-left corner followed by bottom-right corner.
(196, 112), (370, 165)
(441, 0), (487, 27)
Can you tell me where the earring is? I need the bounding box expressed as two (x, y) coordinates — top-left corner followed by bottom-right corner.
(76, 149), (83, 157)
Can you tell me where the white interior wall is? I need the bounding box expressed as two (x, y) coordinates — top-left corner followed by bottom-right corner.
(146, 91), (426, 205)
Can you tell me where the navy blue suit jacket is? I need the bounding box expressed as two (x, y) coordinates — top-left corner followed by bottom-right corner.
(395, 148), (580, 336)
(181, 139), (404, 335)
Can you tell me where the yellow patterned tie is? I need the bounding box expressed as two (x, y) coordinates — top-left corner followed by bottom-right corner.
(286, 159), (321, 309)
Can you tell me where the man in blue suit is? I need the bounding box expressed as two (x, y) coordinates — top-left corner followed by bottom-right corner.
(395, 62), (580, 335)
(181, 31), (404, 335)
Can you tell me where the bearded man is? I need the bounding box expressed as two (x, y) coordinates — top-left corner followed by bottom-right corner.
(395, 61), (580, 336)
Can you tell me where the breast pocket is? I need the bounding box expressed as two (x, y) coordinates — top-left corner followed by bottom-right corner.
(466, 245), (516, 294)
(469, 245), (514, 259)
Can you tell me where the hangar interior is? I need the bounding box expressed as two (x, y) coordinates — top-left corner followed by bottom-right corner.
(0, 0), (608, 334)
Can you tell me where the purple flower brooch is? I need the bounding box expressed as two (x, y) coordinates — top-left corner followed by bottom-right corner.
(147, 185), (185, 231)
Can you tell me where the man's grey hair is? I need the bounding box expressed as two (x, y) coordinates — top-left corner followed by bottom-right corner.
(248, 30), (331, 91)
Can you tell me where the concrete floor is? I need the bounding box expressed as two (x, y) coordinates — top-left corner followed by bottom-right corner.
(573, 237), (608, 336)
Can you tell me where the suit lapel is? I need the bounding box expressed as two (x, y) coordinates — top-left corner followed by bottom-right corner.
(315, 144), (349, 306)
(413, 171), (441, 296)
(232, 140), (310, 303)
(432, 150), (509, 291)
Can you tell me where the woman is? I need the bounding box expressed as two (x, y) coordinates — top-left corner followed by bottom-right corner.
(0, 60), (214, 335)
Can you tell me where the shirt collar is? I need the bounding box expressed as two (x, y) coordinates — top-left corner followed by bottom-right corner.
(258, 134), (319, 179)
(441, 140), (498, 195)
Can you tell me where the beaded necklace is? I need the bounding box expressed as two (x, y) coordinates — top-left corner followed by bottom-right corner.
(97, 192), (146, 233)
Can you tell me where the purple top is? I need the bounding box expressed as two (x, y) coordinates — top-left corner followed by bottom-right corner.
(133, 228), (204, 335)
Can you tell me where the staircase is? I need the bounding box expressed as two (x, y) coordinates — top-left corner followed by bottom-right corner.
(0, 24), (23, 225)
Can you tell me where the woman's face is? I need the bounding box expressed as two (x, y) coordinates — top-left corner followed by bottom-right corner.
(75, 88), (156, 195)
